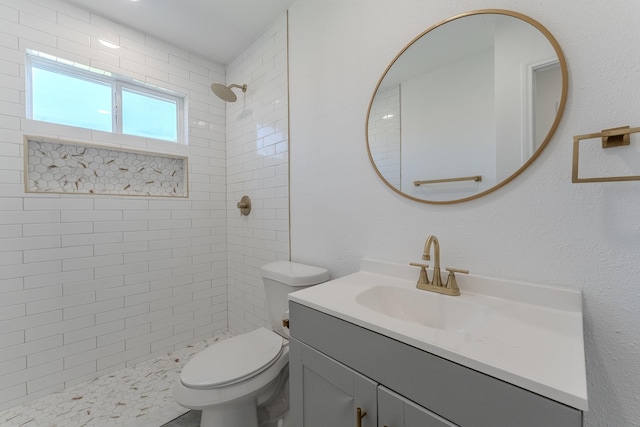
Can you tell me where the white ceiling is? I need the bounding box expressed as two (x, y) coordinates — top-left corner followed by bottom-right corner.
(61, 0), (297, 65)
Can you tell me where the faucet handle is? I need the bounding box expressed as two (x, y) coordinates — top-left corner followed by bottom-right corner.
(410, 262), (429, 268)
(445, 267), (469, 275)
(410, 262), (430, 286)
(444, 267), (468, 296)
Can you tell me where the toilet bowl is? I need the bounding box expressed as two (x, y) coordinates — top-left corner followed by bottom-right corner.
(173, 261), (329, 427)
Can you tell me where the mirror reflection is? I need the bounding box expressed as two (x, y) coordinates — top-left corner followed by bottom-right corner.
(367, 10), (567, 204)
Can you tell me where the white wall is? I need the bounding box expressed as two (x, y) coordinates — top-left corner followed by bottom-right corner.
(288, 0), (640, 425)
(225, 14), (290, 335)
(0, 0), (227, 409)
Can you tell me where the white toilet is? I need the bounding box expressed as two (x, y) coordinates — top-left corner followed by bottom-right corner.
(173, 261), (329, 427)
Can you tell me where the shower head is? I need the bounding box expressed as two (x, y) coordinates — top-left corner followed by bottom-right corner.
(210, 83), (247, 102)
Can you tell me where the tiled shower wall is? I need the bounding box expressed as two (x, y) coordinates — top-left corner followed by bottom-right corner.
(225, 14), (290, 335)
(0, 0), (228, 410)
(368, 85), (401, 188)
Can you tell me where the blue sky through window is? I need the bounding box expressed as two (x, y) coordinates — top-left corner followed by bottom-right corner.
(31, 66), (113, 132)
(122, 89), (178, 142)
(28, 52), (185, 144)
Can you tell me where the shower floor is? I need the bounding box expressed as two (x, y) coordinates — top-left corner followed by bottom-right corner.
(0, 333), (230, 427)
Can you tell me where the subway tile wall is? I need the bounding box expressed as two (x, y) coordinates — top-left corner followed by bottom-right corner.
(368, 85), (401, 189)
(225, 14), (290, 335)
(0, 0), (228, 410)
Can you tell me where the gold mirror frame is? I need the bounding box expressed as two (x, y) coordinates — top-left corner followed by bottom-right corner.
(365, 9), (568, 204)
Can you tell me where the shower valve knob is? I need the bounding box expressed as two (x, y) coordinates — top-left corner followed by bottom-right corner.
(237, 195), (251, 216)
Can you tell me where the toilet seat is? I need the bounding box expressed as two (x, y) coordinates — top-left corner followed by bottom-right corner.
(181, 328), (284, 390)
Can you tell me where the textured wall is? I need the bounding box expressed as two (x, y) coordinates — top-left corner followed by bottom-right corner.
(288, 1), (640, 425)
(225, 14), (290, 335)
(0, 0), (227, 409)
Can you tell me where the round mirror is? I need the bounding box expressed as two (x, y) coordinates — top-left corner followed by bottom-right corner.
(366, 10), (568, 204)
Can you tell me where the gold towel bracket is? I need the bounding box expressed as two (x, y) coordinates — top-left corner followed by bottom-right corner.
(572, 125), (640, 183)
(601, 126), (631, 148)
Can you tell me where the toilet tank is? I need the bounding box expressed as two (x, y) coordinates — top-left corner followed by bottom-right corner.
(261, 261), (329, 336)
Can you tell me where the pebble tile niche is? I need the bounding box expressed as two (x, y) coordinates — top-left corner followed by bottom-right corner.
(25, 136), (188, 197)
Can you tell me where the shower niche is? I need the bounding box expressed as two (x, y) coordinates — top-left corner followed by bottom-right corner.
(24, 135), (188, 198)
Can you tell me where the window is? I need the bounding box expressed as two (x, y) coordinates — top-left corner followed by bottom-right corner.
(26, 51), (186, 144)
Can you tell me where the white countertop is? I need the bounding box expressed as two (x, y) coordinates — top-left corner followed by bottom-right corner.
(288, 259), (588, 411)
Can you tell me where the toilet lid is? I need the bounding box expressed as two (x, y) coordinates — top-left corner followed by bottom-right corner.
(181, 328), (284, 389)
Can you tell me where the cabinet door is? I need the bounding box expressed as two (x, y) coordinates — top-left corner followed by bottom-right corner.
(290, 338), (377, 427)
(378, 386), (459, 427)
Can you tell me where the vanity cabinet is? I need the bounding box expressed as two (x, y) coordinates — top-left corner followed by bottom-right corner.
(289, 338), (377, 426)
(290, 338), (454, 427)
(289, 301), (583, 427)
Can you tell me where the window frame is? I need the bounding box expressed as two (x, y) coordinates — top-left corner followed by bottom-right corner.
(26, 52), (187, 145)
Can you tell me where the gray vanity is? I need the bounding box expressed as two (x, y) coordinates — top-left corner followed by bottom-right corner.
(287, 259), (587, 427)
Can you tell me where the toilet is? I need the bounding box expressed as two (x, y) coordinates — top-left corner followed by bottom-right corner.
(173, 261), (329, 427)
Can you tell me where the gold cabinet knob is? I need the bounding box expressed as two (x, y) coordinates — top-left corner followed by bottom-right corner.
(356, 407), (367, 427)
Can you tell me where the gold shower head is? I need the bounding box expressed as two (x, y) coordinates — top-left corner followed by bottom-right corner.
(210, 83), (247, 102)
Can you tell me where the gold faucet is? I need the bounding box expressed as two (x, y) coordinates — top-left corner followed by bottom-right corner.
(409, 235), (467, 296)
(422, 235), (442, 287)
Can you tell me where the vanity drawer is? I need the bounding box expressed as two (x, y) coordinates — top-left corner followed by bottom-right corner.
(289, 301), (582, 427)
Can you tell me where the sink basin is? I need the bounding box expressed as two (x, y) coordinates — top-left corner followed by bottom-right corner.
(355, 285), (492, 331)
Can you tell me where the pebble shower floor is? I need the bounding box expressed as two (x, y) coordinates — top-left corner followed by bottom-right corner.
(0, 333), (230, 426)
